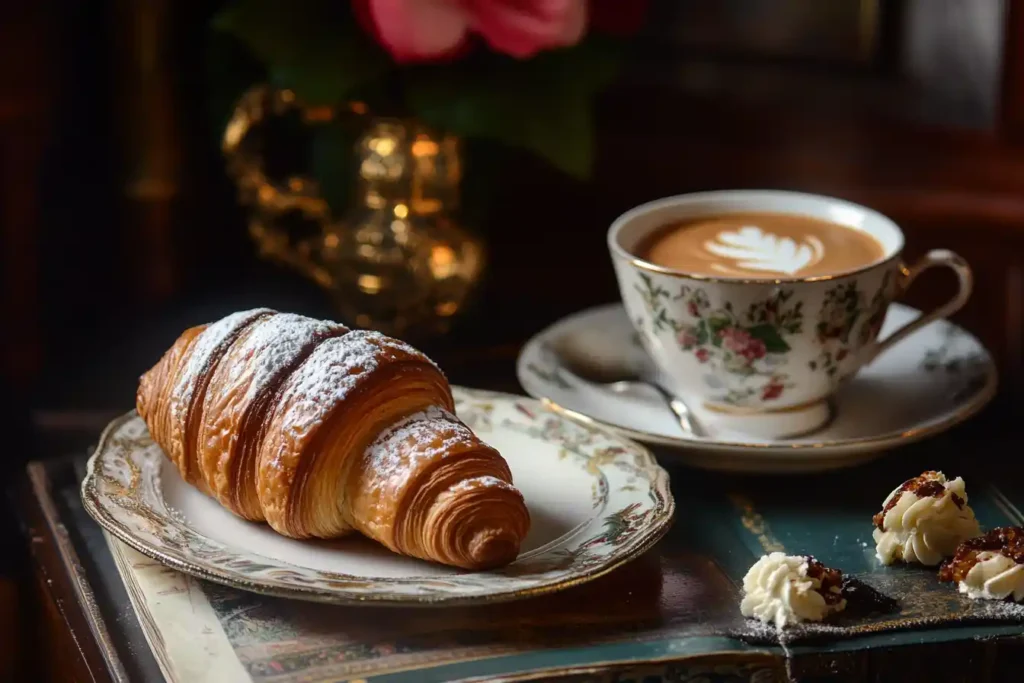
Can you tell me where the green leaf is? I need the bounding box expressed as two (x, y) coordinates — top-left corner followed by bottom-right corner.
(405, 38), (624, 179)
(747, 324), (790, 353)
(654, 310), (671, 332)
(707, 315), (731, 339)
(213, 0), (391, 106)
(696, 320), (710, 346)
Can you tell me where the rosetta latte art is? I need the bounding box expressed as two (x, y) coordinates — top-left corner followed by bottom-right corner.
(638, 213), (886, 279)
(703, 226), (825, 276)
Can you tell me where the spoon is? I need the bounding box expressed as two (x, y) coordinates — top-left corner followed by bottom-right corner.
(542, 341), (707, 438)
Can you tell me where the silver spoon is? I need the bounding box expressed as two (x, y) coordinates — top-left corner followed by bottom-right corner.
(542, 341), (706, 438)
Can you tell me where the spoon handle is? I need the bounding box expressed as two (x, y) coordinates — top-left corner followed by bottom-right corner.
(647, 382), (705, 437)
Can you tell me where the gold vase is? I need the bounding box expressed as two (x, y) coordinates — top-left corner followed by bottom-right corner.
(222, 85), (485, 339)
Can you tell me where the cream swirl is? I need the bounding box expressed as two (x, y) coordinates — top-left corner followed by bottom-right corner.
(739, 552), (846, 628)
(703, 226), (825, 276)
(958, 551), (1024, 602)
(872, 471), (980, 566)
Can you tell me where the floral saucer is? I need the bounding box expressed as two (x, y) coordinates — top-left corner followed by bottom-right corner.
(81, 387), (673, 606)
(516, 303), (997, 473)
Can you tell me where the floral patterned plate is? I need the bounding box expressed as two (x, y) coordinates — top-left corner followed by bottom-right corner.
(81, 387), (674, 606)
(516, 302), (997, 473)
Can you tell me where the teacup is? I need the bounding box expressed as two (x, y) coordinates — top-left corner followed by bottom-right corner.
(607, 190), (973, 439)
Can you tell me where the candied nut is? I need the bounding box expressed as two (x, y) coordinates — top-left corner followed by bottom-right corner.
(940, 526), (1024, 584)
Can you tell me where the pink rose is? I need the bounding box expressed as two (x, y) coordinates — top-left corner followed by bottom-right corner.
(741, 339), (767, 361)
(720, 328), (750, 353)
(721, 327), (767, 362)
(678, 329), (698, 349)
(761, 381), (784, 401)
(356, 0), (588, 63)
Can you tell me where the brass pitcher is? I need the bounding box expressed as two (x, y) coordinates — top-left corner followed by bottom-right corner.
(222, 85), (485, 338)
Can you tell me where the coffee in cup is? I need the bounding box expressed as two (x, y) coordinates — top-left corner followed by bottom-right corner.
(607, 190), (973, 440)
(636, 213), (886, 279)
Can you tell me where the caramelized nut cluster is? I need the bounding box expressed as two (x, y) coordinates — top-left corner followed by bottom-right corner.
(803, 555), (844, 605)
(872, 471), (964, 530)
(938, 526), (1024, 584)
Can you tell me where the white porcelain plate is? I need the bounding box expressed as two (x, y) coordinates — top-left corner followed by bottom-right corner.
(81, 387), (674, 606)
(516, 303), (997, 473)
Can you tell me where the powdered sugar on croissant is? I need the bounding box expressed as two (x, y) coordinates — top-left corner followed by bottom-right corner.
(197, 312), (347, 520)
(353, 406), (528, 569)
(136, 309), (530, 570)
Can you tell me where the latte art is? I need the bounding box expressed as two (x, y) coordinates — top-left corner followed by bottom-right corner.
(638, 212), (887, 279)
(703, 226), (825, 276)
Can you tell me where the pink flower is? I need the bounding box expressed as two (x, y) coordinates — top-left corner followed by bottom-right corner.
(678, 329), (698, 349)
(687, 301), (700, 317)
(762, 381), (784, 401)
(744, 340), (767, 361)
(695, 348), (710, 363)
(720, 328), (750, 352)
(720, 328), (767, 362)
(356, 0), (588, 63)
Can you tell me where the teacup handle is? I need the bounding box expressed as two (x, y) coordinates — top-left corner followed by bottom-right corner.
(863, 249), (973, 364)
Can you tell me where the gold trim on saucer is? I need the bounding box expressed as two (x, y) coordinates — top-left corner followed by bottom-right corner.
(538, 361), (997, 456)
(701, 395), (827, 416)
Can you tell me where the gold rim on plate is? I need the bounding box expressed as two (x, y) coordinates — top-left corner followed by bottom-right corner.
(80, 387), (676, 607)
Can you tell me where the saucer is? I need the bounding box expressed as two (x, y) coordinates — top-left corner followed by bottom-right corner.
(515, 302), (998, 473)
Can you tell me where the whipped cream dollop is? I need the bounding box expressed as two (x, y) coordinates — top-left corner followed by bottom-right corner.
(872, 471), (980, 566)
(740, 552), (846, 628)
(957, 551), (1024, 602)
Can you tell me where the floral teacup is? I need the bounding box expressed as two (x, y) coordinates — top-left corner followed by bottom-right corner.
(607, 190), (973, 439)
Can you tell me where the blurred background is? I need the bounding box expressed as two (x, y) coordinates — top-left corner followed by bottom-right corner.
(2, 0), (1024, 672)
(4, 1), (1024, 452)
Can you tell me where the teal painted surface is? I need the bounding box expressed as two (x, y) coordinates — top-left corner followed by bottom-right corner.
(193, 441), (1024, 682)
(786, 622), (1024, 655)
(718, 476), (1022, 577)
(367, 637), (776, 683)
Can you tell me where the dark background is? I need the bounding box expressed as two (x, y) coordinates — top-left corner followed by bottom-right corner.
(4, 0), (1024, 547)
(4, 0), (1024, 678)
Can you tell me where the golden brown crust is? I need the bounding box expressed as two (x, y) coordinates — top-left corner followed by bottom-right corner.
(137, 325), (205, 476)
(136, 312), (531, 571)
(256, 330), (455, 539)
(164, 309), (272, 487)
(349, 407), (528, 569)
(196, 313), (348, 519)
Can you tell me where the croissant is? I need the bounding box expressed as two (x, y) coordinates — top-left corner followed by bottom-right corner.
(135, 308), (530, 570)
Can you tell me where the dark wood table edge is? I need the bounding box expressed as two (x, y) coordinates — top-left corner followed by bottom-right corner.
(15, 457), (131, 683)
